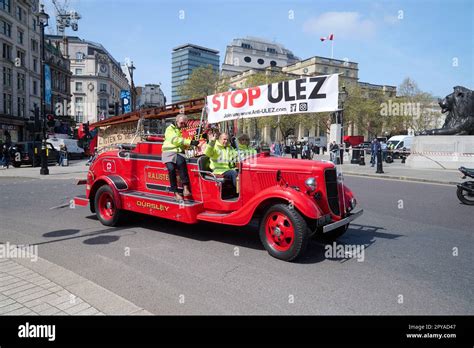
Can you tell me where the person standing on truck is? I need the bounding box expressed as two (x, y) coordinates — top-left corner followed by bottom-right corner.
(205, 132), (238, 187)
(162, 115), (199, 201)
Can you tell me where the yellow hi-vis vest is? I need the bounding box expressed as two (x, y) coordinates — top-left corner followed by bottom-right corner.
(162, 124), (191, 153)
(238, 144), (257, 160)
(204, 140), (237, 175)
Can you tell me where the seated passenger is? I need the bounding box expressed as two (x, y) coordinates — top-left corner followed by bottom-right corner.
(205, 132), (238, 187)
(162, 115), (199, 201)
(237, 134), (257, 161)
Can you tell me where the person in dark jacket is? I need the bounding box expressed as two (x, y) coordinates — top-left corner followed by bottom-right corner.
(330, 141), (339, 163)
(290, 142), (297, 158)
(370, 139), (379, 167)
(1, 144), (11, 169)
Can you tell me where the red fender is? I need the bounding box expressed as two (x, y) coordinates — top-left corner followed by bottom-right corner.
(219, 186), (323, 226)
(89, 175), (126, 210)
(341, 184), (356, 210)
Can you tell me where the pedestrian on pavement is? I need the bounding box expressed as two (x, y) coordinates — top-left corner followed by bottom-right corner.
(274, 142), (281, 157)
(302, 142), (310, 160)
(370, 138), (378, 167)
(290, 142), (297, 158)
(371, 139), (381, 167)
(296, 142), (302, 159)
(1, 144), (11, 169)
(58, 145), (64, 166)
(330, 141), (339, 164)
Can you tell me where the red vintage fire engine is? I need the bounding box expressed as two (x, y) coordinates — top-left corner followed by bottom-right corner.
(74, 99), (363, 261)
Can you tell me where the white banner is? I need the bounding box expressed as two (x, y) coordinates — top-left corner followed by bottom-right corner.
(206, 74), (339, 124)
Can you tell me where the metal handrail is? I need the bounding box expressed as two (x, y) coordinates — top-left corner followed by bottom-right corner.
(190, 169), (222, 181)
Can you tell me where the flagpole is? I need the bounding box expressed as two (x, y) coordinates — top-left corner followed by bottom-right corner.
(331, 40), (334, 59)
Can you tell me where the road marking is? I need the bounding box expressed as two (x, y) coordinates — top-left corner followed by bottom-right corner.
(344, 174), (455, 187)
(49, 203), (70, 210)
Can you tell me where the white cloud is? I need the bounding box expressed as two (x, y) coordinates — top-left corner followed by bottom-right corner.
(303, 12), (376, 40)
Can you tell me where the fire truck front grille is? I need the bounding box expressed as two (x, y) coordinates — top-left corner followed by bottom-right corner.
(325, 169), (340, 216)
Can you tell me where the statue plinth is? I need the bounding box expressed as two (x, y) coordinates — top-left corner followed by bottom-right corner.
(406, 136), (474, 169)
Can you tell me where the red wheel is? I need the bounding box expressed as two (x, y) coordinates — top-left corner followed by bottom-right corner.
(95, 185), (123, 226)
(265, 212), (295, 252)
(259, 204), (308, 261)
(99, 191), (115, 220)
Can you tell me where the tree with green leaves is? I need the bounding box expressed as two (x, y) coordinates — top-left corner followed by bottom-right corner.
(396, 77), (441, 133)
(177, 65), (220, 100)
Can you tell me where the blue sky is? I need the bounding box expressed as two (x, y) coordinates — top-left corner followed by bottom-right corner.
(45, 0), (473, 99)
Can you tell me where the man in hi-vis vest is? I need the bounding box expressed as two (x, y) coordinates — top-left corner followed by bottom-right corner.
(205, 132), (238, 187)
(162, 115), (199, 200)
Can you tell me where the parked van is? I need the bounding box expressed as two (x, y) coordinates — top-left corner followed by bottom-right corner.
(387, 135), (414, 151)
(47, 137), (85, 159)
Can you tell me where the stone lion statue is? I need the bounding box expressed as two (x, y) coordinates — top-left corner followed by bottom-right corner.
(416, 86), (474, 135)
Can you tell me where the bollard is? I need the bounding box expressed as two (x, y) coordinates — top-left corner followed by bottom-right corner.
(351, 148), (360, 164)
(359, 151), (366, 166)
(376, 148), (384, 173)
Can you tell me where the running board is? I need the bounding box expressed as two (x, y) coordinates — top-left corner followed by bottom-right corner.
(197, 211), (231, 223)
(120, 190), (202, 207)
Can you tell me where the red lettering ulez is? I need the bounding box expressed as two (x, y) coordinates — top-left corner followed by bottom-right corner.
(212, 87), (261, 112)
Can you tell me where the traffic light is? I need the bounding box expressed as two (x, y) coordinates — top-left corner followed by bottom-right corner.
(46, 114), (55, 127)
(108, 102), (120, 117)
(108, 103), (116, 116)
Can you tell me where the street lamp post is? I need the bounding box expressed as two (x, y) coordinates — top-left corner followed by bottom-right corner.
(339, 85), (348, 143)
(127, 61), (136, 112)
(37, 5), (50, 175)
(339, 85), (348, 164)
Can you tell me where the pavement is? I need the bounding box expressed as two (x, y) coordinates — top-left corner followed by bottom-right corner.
(0, 160), (89, 180)
(0, 155), (464, 185)
(289, 153), (462, 185)
(0, 246), (151, 316)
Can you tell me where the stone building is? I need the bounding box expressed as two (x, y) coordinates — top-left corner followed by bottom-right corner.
(0, 0), (41, 143)
(47, 35), (130, 124)
(221, 37), (300, 77)
(136, 84), (166, 109)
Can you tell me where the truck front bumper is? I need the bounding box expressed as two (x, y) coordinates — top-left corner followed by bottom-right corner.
(322, 210), (364, 233)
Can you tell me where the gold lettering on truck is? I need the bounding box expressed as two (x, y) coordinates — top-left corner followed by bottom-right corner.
(147, 172), (169, 181)
(136, 200), (170, 211)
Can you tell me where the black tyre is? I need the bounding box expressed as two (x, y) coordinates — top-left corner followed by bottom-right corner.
(457, 186), (474, 205)
(259, 204), (309, 262)
(94, 185), (123, 226)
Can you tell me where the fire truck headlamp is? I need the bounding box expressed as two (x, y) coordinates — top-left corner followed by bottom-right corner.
(305, 177), (317, 192)
(350, 198), (357, 210)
